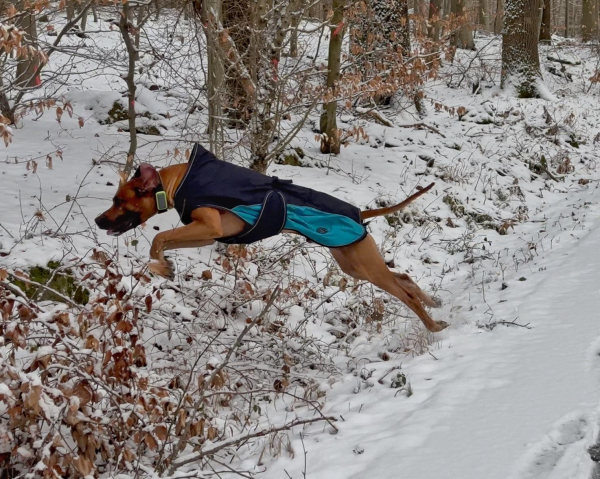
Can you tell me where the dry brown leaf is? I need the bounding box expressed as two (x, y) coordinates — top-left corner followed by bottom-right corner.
(144, 432), (158, 451)
(73, 455), (93, 476)
(154, 425), (168, 441)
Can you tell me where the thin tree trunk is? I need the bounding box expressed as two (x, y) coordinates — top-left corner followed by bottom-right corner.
(15, 2), (40, 88)
(501, 0), (543, 97)
(539, 0), (551, 41)
(66, 0), (75, 20)
(564, 0), (569, 36)
(289, 2), (302, 57)
(320, 0), (345, 155)
(202, 0), (225, 157)
(494, 0), (503, 33)
(582, 0), (598, 41)
(428, 0), (442, 38)
(451, 0), (475, 49)
(79, 4), (88, 30)
(118, 1), (139, 179)
(478, 0), (490, 30)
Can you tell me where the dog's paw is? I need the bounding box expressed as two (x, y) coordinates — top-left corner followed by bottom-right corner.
(148, 259), (175, 280)
(428, 320), (449, 333)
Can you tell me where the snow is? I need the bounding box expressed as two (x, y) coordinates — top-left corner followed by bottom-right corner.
(2, 13), (600, 479)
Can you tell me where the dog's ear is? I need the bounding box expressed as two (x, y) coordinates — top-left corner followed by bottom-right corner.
(133, 163), (160, 194)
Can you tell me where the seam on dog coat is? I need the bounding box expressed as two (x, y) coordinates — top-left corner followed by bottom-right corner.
(174, 144), (367, 247)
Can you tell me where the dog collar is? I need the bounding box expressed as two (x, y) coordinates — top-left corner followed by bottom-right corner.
(155, 174), (168, 214)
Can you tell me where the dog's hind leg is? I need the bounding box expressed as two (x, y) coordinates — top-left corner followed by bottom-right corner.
(330, 235), (447, 332)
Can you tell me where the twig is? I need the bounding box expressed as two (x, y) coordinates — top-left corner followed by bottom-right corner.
(165, 286), (282, 473)
(170, 416), (335, 471)
(0, 221), (15, 239)
(396, 122), (446, 138)
(478, 318), (531, 330)
(377, 365), (401, 384)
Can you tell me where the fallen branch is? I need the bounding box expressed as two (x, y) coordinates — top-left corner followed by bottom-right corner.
(397, 122), (446, 138)
(170, 416), (337, 471)
(355, 107), (394, 127)
(478, 319), (531, 331)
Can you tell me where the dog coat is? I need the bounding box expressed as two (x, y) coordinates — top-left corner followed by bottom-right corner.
(173, 144), (367, 247)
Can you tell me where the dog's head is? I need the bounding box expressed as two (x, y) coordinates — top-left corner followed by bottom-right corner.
(95, 164), (161, 236)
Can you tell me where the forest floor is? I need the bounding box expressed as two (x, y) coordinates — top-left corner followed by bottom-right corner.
(1, 16), (600, 479)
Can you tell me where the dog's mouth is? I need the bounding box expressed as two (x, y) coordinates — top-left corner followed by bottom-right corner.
(100, 212), (142, 237)
(107, 225), (130, 237)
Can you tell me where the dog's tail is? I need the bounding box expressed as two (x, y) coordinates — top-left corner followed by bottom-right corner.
(361, 182), (435, 220)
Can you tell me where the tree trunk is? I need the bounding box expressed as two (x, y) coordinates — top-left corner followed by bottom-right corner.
(478, 0), (490, 30)
(501, 0), (543, 97)
(539, 0), (551, 41)
(289, 3), (302, 57)
(15, 3), (40, 88)
(451, 0), (475, 49)
(564, 0), (569, 36)
(66, 0), (75, 20)
(320, 0), (345, 155)
(582, 0), (598, 41)
(428, 0), (442, 39)
(221, 0), (253, 127)
(494, 0), (503, 33)
(118, 1), (139, 178)
(202, 0), (225, 157)
(79, 3), (89, 30)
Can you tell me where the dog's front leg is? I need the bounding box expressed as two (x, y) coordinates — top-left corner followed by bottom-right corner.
(149, 208), (224, 279)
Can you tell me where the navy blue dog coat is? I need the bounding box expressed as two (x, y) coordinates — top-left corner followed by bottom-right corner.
(173, 144), (367, 247)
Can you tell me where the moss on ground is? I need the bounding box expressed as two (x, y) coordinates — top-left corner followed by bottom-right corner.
(13, 261), (89, 305)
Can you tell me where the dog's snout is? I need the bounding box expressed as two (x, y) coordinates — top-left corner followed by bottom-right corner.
(95, 214), (110, 229)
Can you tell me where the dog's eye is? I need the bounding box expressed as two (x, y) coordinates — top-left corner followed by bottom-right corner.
(113, 197), (123, 207)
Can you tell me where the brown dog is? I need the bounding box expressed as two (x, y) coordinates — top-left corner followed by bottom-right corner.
(95, 162), (447, 332)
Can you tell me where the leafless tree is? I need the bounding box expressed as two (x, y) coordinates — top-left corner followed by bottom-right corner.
(320, 0), (345, 154)
(501, 0), (543, 97)
(540, 0), (552, 41)
(581, 0), (598, 41)
(450, 0), (475, 49)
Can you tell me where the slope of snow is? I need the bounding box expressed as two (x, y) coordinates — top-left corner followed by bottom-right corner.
(262, 208), (600, 479)
(2, 16), (600, 479)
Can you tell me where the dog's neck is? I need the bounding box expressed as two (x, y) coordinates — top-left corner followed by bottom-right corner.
(157, 164), (188, 210)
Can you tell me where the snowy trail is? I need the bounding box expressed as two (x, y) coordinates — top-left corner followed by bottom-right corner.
(269, 212), (600, 479)
(394, 220), (600, 479)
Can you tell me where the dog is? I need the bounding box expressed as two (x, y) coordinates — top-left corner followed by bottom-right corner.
(96, 144), (447, 332)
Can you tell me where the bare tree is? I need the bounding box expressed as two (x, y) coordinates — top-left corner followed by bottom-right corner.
(565, 0), (569, 37)
(320, 0), (345, 154)
(15, 1), (40, 88)
(200, 0), (225, 158)
(450, 0), (475, 49)
(540, 0), (552, 42)
(478, 0), (490, 31)
(429, 0), (443, 39)
(494, 0), (503, 34)
(582, 0), (598, 41)
(501, 0), (543, 97)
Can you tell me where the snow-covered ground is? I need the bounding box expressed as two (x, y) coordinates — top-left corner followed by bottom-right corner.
(2, 13), (600, 478)
(266, 198), (600, 479)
